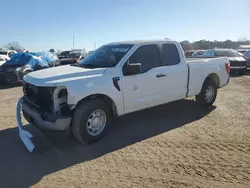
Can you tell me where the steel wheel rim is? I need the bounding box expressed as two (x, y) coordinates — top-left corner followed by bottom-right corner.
(205, 86), (215, 103)
(87, 109), (106, 136)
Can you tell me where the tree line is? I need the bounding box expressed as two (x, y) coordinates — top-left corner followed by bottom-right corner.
(181, 39), (250, 51)
(2, 40), (250, 53)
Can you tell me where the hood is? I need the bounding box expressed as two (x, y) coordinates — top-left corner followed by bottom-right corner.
(228, 57), (246, 61)
(24, 65), (107, 86)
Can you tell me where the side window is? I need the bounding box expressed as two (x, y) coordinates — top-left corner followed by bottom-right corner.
(210, 50), (215, 56)
(128, 44), (161, 73)
(161, 44), (180, 66)
(207, 50), (213, 56)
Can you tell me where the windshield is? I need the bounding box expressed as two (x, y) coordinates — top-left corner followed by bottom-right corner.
(215, 50), (241, 57)
(69, 53), (81, 58)
(0, 51), (7, 55)
(79, 44), (133, 68)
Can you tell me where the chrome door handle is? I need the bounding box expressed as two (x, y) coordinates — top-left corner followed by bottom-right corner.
(156, 73), (166, 78)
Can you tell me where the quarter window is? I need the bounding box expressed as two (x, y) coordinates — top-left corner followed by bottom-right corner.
(161, 44), (180, 65)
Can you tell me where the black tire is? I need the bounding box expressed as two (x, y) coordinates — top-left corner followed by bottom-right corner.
(71, 99), (110, 144)
(195, 79), (217, 107)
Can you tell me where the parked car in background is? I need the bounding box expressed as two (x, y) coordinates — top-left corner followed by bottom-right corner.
(0, 52), (58, 84)
(243, 50), (250, 70)
(57, 50), (71, 59)
(0, 50), (17, 58)
(0, 55), (10, 66)
(17, 40), (230, 152)
(237, 49), (248, 55)
(59, 51), (82, 65)
(59, 50), (88, 65)
(191, 50), (205, 57)
(185, 50), (195, 57)
(204, 49), (247, 74)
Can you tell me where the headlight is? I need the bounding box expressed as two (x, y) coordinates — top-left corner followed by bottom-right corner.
(58, 89), (68, 98)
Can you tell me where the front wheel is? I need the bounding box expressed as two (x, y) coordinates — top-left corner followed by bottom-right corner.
(195, 79), (217, 107)
(71, 99), (110, 144)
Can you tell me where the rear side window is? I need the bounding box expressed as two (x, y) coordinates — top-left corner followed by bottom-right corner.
(129, 44), (161, 73)
(161, 44), (180, 66)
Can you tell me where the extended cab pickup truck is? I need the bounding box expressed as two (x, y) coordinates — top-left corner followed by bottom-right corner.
(16, 40), (230, 152)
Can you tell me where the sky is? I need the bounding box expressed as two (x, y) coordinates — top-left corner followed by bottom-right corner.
(1, 0), (249, 51)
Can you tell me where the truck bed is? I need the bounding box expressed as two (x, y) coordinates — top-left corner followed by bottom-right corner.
(187, 57), (218, 63)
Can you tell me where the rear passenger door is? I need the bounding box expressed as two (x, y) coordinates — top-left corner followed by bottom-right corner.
(158, 43), (188, 101)
(122, 44), (168, 113)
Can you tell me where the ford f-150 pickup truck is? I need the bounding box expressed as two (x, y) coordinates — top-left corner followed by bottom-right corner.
(16, 40), (230, 152)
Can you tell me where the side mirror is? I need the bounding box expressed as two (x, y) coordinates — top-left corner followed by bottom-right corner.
(124, 62), (141, 75)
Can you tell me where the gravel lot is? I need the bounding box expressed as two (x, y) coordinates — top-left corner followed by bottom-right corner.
(0, 75), (249, 188)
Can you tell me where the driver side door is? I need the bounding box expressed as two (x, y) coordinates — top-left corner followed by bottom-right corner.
(121, 44), (167, 114)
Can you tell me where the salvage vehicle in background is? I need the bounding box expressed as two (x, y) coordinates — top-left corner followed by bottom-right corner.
(237, 49), (248, 55)
(243, 50), (250, 70)
(59, 50), (88, 65)
(57, 50), (71, 59)
(203, 48), (247, 74)
(59, 51), (82, 65)
(0, 52), (58, 84)
(185, 50), (195, 57)
(0, 50), (17, 58)
(16, 40), (230, 152)
(0, 55), (10, 66)
(191, 50), (205, 57)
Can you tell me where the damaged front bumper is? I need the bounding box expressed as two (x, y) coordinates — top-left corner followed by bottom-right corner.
(16, 97), (72, 152)
(16, 97), (35, 152)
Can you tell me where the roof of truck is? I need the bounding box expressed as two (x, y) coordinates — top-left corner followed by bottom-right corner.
(107, 39), (175, 45)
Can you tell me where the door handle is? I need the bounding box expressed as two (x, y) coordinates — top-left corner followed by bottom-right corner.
(156, 73), (166, 78)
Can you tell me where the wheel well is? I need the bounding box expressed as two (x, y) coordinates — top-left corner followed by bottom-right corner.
(76, 94), (117, 117)
(206, 73), (220, 88)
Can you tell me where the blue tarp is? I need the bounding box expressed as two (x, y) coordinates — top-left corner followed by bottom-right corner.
(2, 51), (58, 70)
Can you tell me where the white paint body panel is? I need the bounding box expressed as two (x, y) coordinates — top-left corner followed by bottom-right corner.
(23, 40), (229, 116)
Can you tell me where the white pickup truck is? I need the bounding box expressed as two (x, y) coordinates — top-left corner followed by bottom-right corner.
(16, 40), (230, 152)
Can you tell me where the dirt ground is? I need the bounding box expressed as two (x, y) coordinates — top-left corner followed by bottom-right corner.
(0, 75), (249, 188)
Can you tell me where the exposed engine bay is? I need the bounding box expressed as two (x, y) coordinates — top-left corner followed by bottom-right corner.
(23, 81), (71, 116)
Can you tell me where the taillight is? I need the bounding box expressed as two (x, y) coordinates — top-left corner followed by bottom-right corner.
(225, 62), (230, 74)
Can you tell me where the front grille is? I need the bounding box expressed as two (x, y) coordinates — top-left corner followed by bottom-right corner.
(23, 82), (54, 112)
(229, 61), (246, 67)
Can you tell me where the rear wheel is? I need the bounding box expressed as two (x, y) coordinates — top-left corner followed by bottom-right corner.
(196, 79), (217, 107)
(71, 99), (110, 144)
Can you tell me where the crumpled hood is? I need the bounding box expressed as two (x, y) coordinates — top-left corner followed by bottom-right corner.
(228, 57), (245, 61)
(24, 65), (107, 86)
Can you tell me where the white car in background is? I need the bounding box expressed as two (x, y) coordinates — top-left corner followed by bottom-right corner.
(0, 50), (17, 58)
(0, 55), (10, 66)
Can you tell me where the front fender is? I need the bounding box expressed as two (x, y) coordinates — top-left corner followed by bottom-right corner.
(65, 81), (124, 116)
